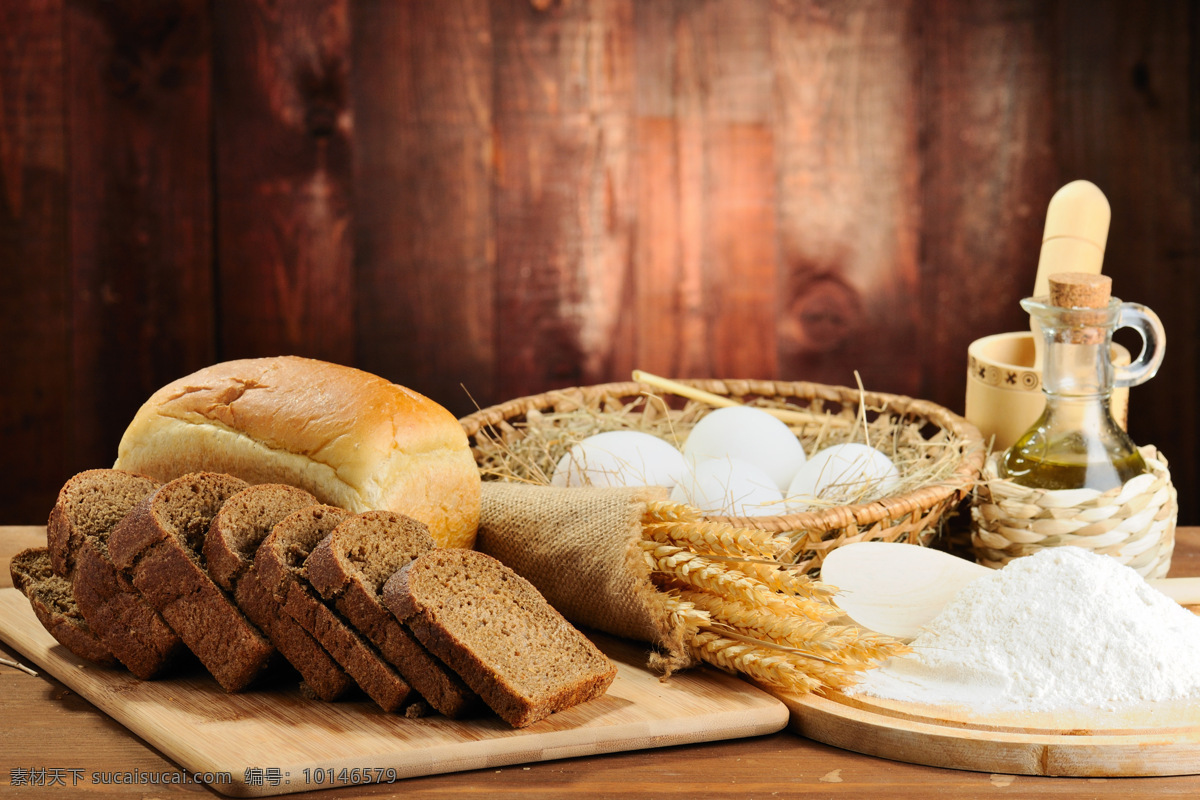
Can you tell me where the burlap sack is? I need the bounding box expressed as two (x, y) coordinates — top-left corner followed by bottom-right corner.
(475, 481), (690, 670)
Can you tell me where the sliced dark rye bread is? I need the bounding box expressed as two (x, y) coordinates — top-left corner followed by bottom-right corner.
(47, 468), (159, 577)
(73, 539), (189, 679)
(255, 505), (413, 712)
(306, 511), (481, 717)
(204, 484), (354, 702)
(382, 548), (617, 728)
(47, 468), (184, 679)
(10, 547), (118, 666)
(108, 472), (274, 692)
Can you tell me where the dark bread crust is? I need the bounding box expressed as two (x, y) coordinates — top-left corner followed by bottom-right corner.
(44, 468), (181, 678)
(10, 547), (118, 666)
(204, 485), (352, 701)
(46, 502), (78, 578)
(233, 569), (354, 701)
(108, 472), (274, 692)
(306, 511), (481, 718)
(256, 505), (412, 712)
(383, 549), (617, 728)
(72, 538), (185, 678)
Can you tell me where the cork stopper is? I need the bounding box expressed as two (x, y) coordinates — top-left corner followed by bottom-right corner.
(1049, 272), (1112, 309)
(1047, 272), (1112, 345)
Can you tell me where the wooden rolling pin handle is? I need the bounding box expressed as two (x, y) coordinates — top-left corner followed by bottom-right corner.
(1031, 180), (1112, 369)
(1032, 180), (1111, 297)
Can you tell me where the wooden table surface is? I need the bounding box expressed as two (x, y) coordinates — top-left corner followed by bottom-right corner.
(3, 525), (1200, 799)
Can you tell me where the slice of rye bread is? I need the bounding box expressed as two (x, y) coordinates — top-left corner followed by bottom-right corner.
(382, 548), (618, 728)
(108, 472), (275, 692)
(47, 468), (159, 576)
(255, 505), (413, 712)
(204, 484), (354, 702)
(47, 468), (184, 679)
(10, 547), (118, 666)
(306, 511), (481, 717)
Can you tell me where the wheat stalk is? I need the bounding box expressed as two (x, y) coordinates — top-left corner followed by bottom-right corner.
(643, 533), (910, 694)
(660, 591), (712, 634)
(643, 499), (702, 525)
(677, 589), (907, 666)
(722, 558), (837, 601)
(642, 518), (791, 559)
(678, 588), (837, 648)
(688, 631), (835, 694)
(640, 541), (834, 621)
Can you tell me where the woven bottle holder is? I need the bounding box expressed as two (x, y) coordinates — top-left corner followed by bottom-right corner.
(971, 445), (1178, 578)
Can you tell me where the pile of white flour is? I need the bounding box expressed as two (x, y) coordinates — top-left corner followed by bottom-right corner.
(849, 546), (1200, 712)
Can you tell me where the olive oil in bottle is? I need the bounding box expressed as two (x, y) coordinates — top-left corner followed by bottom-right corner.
(1001, 425), (1147, 492)
(1000, 272), (1164, 492)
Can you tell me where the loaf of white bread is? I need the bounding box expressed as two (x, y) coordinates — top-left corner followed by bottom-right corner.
(113, 356), (480, 549)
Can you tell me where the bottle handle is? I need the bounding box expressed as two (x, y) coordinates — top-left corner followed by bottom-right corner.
(1113, 303), (1166, 389)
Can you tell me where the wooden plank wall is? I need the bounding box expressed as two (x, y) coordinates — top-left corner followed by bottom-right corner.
(1, 0), (1195, 525)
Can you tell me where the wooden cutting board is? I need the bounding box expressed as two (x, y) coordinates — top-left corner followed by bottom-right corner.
(0, 589), (788, 797)
(770, 684), (1200, 777)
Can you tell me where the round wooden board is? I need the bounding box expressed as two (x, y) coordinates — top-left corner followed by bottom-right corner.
(769, 687), (1200, 777)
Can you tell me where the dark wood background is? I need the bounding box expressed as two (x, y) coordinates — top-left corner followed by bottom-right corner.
(2, 0), (1196, 525)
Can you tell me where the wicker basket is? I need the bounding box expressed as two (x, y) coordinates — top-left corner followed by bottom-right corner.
(459, 378), (986, 572)
(971, 446), (1178, 578)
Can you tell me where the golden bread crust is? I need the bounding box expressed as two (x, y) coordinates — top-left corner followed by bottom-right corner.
(114, 356), (480, 549)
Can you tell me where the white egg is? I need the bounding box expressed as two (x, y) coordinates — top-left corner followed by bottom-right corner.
(681, 406), (807, 492)
(550, 431), (686, 489)
(670, 457), (785, 517)
(786, 443), (901, 511)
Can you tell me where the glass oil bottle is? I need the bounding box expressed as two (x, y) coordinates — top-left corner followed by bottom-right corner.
(1000, 272), (1166, 491)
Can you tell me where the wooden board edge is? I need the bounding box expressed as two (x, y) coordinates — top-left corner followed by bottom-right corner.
(773, 688), (1200, 778)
